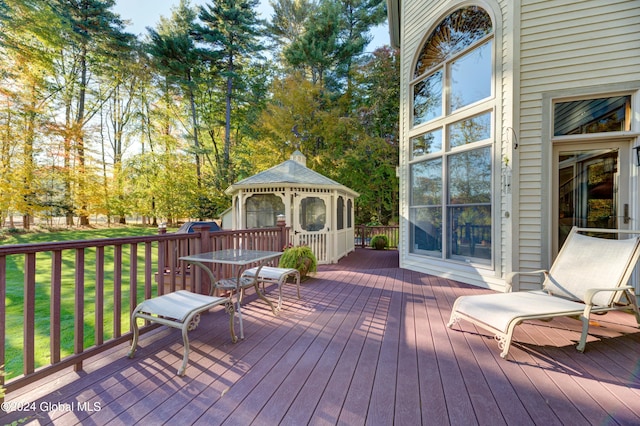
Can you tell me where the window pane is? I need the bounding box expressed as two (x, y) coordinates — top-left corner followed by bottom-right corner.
(347, 199), (352, 228)
(449, 112), (491, 148)
(300, 197), (326, 231)
(411, 129), (442, 157)
(414, 6), (493, 78)
(448, 147), (491, 204)
(554, 96), (630, 136)
(413, 70), (442, 126)
(337, 196), (344, 230)
(411, 158), (442, 205)
(450, 41), (492, 112)
(410, 207), (442, 256)
(448, 205), (491, 263)
(246, 194), (285, 228)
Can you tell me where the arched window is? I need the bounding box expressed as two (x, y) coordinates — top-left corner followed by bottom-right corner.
(337, 196), (345, 230)
(412, 6), (492, 126)
(409, 6), (494, 266)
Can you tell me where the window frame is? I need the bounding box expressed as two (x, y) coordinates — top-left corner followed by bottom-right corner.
(407, 5), (496, 268)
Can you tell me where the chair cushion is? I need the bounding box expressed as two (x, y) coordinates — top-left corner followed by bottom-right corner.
(242, 266), (299, 282)
(544, 233), (639, 305)
(453, 291), (587, 334)
(136, 290), (227, 322)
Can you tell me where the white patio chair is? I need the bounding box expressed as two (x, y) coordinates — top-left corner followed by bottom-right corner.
(128, 290), (236, 376)
(447, 227), (640, 358)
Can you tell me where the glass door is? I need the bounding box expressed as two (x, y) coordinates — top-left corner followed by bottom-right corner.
(553, 141), (631, 256)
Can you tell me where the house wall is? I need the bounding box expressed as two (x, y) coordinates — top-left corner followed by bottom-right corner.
(397, 0), (640, 290)
(516, 0), (640, 289)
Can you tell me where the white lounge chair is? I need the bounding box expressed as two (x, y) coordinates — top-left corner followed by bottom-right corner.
(447, 227), (640, 358)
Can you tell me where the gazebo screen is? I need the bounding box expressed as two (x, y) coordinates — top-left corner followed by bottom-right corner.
(246, 194), (285, 228)
(300, 197), (326, 231)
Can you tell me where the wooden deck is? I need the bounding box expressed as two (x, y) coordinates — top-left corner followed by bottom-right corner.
(2, 248), (640, 425)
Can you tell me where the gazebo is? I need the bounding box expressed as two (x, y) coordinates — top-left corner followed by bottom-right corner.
(224, 151), (359, 264)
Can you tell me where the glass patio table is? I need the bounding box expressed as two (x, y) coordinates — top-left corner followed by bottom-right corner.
(179, 249), (282, 339)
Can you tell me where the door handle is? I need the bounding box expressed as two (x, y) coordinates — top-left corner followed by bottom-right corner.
(624, 204), (630, 224)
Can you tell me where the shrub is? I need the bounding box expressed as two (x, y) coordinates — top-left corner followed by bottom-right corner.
(370, 234), (389, 250)
(279, 245), (318, 278)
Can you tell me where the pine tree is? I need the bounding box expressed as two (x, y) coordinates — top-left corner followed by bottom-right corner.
(197, 0), (265, 187)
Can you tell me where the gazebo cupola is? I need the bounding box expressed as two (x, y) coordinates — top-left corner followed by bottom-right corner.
(225, 151), (359, 264)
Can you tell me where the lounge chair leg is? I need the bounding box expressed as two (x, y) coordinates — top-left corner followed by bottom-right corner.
(446, 314), (458, 328)
(499, 322), (518, 359)
(497, 335), (512, 359)
(626, 289), (640, 326)
(577, 307), (592, 353)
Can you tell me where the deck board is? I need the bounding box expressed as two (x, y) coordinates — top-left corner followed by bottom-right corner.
(2, 248), (640, 425)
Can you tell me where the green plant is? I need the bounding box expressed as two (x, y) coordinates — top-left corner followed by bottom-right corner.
(279, 245), (318, 277)
(370, 234), (389, 250)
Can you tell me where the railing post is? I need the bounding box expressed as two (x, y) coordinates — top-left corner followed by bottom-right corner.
(0, 255), (6, 403)
(277, 214), (288, 251)
(193, 225), (211, 294)
(157, 223), (167, 295)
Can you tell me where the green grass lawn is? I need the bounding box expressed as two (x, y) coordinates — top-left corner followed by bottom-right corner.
(2, 226), (167, 380)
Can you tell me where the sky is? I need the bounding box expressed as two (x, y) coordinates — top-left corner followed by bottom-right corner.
(112, 0), (390, 52)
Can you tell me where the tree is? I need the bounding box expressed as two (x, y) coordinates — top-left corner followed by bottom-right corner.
(48, 0), (133, 225)
(283, 0), (385, 92)
(0, 0), (62, 228)
(266, 0), (315, 58)
(335, 0), (387, 107)
(348, 46), (400, 224)
(146, 0), (205, 198)
(197, 0), (265, 187)
(283, 0), (342, 86)
(0, 0), (399, 229)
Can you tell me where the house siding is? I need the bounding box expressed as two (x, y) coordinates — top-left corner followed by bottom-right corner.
(516, 0), (640, 289)
(397, 0), (640, 291)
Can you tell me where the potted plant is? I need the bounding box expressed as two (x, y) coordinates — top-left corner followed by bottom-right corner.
(370, 234), (389, 250)
(279, 245), (318, 279)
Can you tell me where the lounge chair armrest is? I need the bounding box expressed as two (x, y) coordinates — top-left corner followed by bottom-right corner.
(505, 270), (548, 292)
(583, 286), (634, 305)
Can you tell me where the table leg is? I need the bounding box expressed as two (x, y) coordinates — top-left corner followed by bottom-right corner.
(234, 266), (244, 339)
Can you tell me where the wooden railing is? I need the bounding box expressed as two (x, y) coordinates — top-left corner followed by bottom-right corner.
(0, 224), (289, 396)
(354, 225), (399, 249)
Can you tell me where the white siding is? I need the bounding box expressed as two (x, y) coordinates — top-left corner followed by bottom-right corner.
(516, 0), (640, 289)
(398, 0), (640, 290)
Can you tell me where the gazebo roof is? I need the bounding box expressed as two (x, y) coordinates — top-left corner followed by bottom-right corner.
(225, 151), (359, 197)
